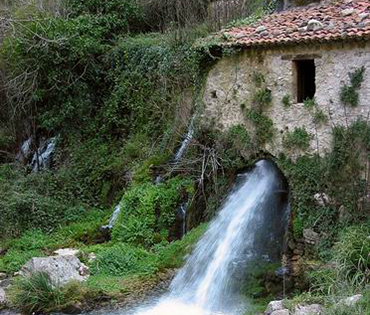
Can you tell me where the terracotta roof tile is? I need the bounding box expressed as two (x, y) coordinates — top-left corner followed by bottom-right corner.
(221, 0), (370, 48)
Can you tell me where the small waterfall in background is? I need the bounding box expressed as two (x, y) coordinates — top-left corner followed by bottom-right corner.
(177, 202), (188, 238)
(31, 137), (57, 172)
(16, 137), (33, 164)
(173, 116), (195, 163)
(131, 160), (289, 315)
(101, 204), (122, 231)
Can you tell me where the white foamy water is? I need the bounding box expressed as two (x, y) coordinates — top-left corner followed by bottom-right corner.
(131, 160), (288, 315)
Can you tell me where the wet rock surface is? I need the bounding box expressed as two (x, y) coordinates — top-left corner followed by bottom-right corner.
(21, 255), (89, 286)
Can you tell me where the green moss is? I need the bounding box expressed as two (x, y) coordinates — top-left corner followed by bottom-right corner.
(112, 176), (194, 247)
(303, 97), (316, 109)
(283, 127), (312, 150)
(282, 94), (292, 108)
(245, 109), (274, 146)
(313, 109), (328, 125)
(340, 67), (366, 107)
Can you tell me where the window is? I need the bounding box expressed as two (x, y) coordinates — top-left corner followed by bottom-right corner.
(294, 59), (316, 103)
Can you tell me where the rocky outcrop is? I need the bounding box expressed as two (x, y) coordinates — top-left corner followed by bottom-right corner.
(337, 294), (363, 307)
(21, 255), (89, 287)
(294, 304), (323, 315)
(265, 301), (324, 315)
(0, 288), (7, 307)
(265, 300), (285, 314)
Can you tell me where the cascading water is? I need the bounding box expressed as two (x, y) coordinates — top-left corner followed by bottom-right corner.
(101, 204), (122, 230)
(173, 116), (195, 163)
(131, 160), (289, 315)
(31, 137), (57, 172)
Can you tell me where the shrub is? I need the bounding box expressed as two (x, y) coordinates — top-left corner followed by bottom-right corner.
(10, 272), (64, 314)
(332, 223), (370, 285)
(283, 127), (312, 150)
(303, 97), (316, 109)
(253, 88), (272, 109)
(10, 272), (87, 314)
(340, 67), (366, 107)
(112, 177), (193, 247)
(313, 109), (328, 125)
(89, 243), (157, 277)
(282, 94), (292, 108)
(245, 109), (274, 146)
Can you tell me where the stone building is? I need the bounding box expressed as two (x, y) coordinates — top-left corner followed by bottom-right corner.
(202, 0), (370, 157)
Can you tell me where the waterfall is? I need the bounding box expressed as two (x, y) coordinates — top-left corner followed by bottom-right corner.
(132, 160), (289, 315)
(101, 204), (122, 230)
(31, 137), (57, 172)
(173, 117), (195, 163)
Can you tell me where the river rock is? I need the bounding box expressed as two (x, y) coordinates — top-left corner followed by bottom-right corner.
(271, 310), (289, 315)
(265, 300), (284, 314)
(54, 248), (80, 256)
(303, 229), (319, 245)
(337, 294), (363, 307)
(21, 255), (89, 287)
(294, 304), (323, 315)
(0, 288), (7, 306)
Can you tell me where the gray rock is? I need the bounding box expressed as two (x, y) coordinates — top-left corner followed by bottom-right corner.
(265, 300), (285, 314)
(307, 19), (323, 31)
(21, 255), (89, 287)
(256, 26), (267, 33)
(337, 294), (363, 307)
(294, 304), (323, 315)
(54, 248), (80, 257)
(0, 274), (5, 281)
(341, 8), (355, 16)
(303, 229), (319, 245)
(0, 288), (7, 306)
(271, 310), (290, 315)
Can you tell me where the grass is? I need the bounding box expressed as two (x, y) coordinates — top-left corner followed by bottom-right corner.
(9, 272), (88, 314)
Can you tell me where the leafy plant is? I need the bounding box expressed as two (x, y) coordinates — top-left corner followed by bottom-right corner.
(283, 127), (312, 150)
(303, 97), (316, 109)
(282, 94), (292, 108)
(340, 67), (366, 107)
(245, 109), (274, 146)
(9, 272), (87, 314)
(313, 109), (328, 125)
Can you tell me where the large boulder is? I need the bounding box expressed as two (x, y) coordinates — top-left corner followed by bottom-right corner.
(265, 300), (285, 314)
(294, 304), (323, 315)
(21, 255), (89, 287)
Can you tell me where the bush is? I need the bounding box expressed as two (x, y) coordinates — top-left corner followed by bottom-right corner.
(112, 177), (193, 247)
(10, 272), (87, 314)
(245, 109), (274, 146)
(332, 223), (370, 285)
(89, 243), (157, 277)
(283, 127), (312, 150)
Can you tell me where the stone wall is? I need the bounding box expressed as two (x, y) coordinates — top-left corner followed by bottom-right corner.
(202, 41), (370, 158)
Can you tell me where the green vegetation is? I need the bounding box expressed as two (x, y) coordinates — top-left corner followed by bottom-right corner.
(112, 177), (193, 247)
(10, 272), (88, 314)
(245, 109), (275, 146)
(313, 109), (328, 125)
(283, 127), (312, 150)
(303, 97), (317, 109)
(0, 1), (369, 314)
(340, 67), (366, 107)
(282, 94), (292, 108)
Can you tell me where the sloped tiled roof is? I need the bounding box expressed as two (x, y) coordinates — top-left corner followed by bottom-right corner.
(222, 0), (370, 48)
